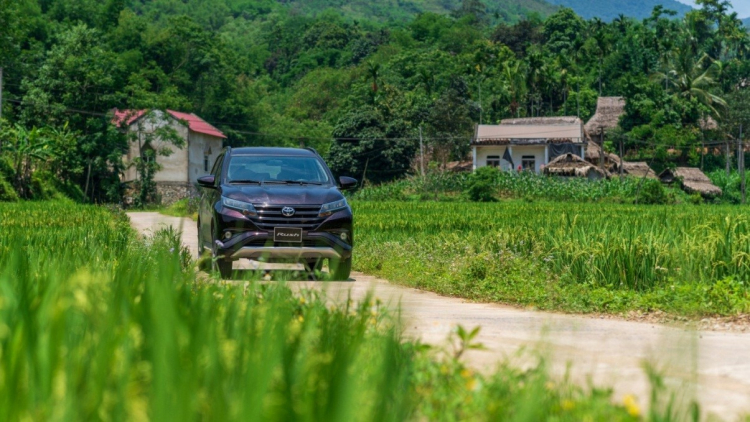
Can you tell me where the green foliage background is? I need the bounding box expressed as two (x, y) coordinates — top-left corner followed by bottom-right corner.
(0, 0), (749, 200)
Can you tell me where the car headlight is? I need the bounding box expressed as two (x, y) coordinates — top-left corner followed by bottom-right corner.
(222, 196), (257, 216)
(319, 198), (348, 217)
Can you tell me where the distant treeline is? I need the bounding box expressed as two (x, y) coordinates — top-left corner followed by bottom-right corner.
(0, 0), (749, 201)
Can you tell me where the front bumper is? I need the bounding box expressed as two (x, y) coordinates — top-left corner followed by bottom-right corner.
(213, 203), (353, 262)
(229, 246), (344, 260)
(214, 230), (352, 262)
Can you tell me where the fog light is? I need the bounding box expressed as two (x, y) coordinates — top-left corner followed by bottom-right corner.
(340, 232), (348, 241)
(224, 231), (232, 240)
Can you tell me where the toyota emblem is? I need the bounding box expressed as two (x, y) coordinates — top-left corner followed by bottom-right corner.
(282, 206), (296, 217)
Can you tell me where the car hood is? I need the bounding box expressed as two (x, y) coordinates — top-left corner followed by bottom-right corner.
(221, 184), (344, 206)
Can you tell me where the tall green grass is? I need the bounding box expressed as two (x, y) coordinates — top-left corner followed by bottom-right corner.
(0, 202), (649, 420)
(351, 171), (689, 204)
(353, 201), (750, 315)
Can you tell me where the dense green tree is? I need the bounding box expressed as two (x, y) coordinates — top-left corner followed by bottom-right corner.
(2, 0), (750, 199)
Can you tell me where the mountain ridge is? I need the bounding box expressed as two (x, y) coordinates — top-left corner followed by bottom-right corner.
(546, 0), (693, 21)
(282, 0), (559, 23)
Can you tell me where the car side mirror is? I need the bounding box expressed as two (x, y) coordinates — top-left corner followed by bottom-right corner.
(197, 175), (216, 188)
(339, 176), (358, 190)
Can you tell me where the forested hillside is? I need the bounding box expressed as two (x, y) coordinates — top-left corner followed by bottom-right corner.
(279, 0), (558, 23)
(0, 0), (749, 203)
(547, 0), (692, 20)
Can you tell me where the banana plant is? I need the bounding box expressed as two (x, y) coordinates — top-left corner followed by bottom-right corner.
(1, 124), (57, 199)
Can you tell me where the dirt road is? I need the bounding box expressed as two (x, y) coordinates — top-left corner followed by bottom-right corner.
(129, 212), (750, 420)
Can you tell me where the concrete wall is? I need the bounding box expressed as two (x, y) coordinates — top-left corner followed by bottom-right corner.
(474, 145), (548, 173)
(121, 110), (189, 183)
(187, 131), (223, 185)
(156, 182), (196, 206)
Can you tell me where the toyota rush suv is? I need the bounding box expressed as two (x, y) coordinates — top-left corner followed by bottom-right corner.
(197, 147), (357, 280)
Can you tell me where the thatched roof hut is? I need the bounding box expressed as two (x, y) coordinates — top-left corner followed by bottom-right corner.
(621, 161), (657, 179)
(445, 160), (473, 172)
(585, 97), (626, 135)
(585, 142), (622, 172)
(659, 167), (722, 197)
(501, 116), (584, 126)
(544, 153), (608, 180)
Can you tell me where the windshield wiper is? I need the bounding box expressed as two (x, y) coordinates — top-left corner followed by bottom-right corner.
(229, 179), (262, 185)
(264, 180), (323, 185)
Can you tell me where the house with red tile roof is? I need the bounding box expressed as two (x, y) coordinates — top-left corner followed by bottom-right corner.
(112, 109), (226, 204)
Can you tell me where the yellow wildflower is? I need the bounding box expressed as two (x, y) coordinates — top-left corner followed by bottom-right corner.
(623, 394), (640, 417)
(561, 399), (575, 411)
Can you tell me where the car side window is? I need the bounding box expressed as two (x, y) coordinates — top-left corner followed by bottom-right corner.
(211, 154), (224, 183)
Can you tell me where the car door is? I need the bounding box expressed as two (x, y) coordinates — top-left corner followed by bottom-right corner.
(200, 153), (224, 248)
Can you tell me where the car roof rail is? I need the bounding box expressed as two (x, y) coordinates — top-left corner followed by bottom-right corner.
(305, 147), (320, 156)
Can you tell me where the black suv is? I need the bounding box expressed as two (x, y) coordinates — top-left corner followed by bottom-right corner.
(197, 147), (357, 280)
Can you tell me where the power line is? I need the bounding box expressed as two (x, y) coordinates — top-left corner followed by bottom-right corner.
(2, 97), (748, 148)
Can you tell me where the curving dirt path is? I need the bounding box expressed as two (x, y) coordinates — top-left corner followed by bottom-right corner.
(128, 212), (750, 420)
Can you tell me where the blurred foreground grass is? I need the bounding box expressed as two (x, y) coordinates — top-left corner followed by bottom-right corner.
(0, 201), (688, 421)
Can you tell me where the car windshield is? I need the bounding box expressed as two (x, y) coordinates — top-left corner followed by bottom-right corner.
(226, 155), (330, 185)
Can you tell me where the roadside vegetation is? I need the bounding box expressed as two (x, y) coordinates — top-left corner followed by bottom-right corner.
(351, 165), (750, 205)
(161, 197), (200, 220)
(351, 168), (701, 204)
(353, 201), (750, 316)
(0, 201), (675, 421)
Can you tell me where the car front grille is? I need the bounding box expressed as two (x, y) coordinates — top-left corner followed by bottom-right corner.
(250, 204), (324, 230)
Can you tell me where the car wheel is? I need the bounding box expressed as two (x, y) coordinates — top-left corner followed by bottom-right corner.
(329, 257), (351, 281)
(211, 235), (233, 279)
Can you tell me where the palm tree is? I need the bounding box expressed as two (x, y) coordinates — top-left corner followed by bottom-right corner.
(502, 61), (526, 118)
(651, 48), (728, 118)
(417, 68), (435, 95)
(525, 49), (545, 117)
(366, 62), (381, 93)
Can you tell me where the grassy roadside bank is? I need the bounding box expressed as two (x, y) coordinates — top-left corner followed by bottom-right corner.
(0, 201), (661, 421)
(353, 201), (750, 317)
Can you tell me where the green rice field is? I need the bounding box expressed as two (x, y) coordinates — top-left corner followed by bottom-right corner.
(353, 201), (750, 316)
(0, 201), (651, 421)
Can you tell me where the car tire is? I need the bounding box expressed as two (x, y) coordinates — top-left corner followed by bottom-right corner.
(329, 257), (351, 281)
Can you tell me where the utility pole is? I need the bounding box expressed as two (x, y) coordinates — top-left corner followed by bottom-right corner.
(599, 126), (604, 170)
(726, 141), (731, 176)
(0, 67), (3, 151)
(419, 126), (425, 177)
(478, 80), (482, 125)
(0, 67), (3, 125)
(741, 125), (746, 205)
(619, 136), (624, 180)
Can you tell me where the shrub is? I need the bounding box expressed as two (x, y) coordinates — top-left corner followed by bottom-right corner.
(464, 166), (499, 202)
(0, 175), (18, 202)
(29, 170), (85, 202)
(635, 179), (673, 205)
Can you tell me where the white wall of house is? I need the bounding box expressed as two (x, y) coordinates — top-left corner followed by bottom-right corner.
(474, 145), (548, 173)
(188, 131), (223, 184)
(122, 111), (190, 184)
